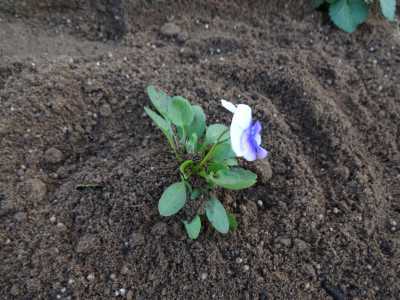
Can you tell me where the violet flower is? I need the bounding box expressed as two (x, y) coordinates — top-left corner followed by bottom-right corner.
(221, 99), (268, 161)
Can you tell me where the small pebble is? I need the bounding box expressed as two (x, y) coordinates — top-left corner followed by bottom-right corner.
(257, 200), (263, 207)
(236, 257), (243, 264)
(110, 273), (117, 280)
(243, 265), (250, 271)
(333, 207), (339, 214)
(50, 215), (56, 223)
(87, 273), (95, 281)
(119, 288), (126, 296)
(60, 287), (66, 293)
(200, 273), (207, 280)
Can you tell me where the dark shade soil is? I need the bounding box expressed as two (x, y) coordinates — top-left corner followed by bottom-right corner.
(1, 1), (400, 299)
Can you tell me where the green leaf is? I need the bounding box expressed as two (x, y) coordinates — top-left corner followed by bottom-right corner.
(183, 215), (201, 240)
(144, 107), (172, 139)
(312, 0), (325, 8)
(225, 158), (238, 166)
(158, 181), (187, 216)
(187, 105), (206, 139)
(379, 0), (396, 21)
(204, 124), (229, 146)
(185, 133), (198, 154)
(228, 213), (238, 231)
(208, 161), (229, 173)
(167, 96), (194, 126)
(146, 85), (171, 116)
(205, 197), (229, 234)
(209, 168), (257, 190)
(211, 142), (236, 163)
(329, 0), (369, 33)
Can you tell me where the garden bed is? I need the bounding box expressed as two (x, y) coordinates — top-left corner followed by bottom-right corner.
(0, 1), (399, 299)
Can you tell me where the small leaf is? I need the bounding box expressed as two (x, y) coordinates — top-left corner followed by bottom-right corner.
(225, 158), (238, 166)
(204, 124), (229, 146)
(208, 161), (229, 173)
(228, 213), (238, 231)
(183, 215), (201, 240)
(329, 0), (369, 33)
(187, 105), (206, 139)
(209, 168), (257, 190)
(144, 107), (172, 139)
(158, 181), (187, 216)
(185, 133), (198, 154)
(146, 85), (171, 116)
(167, 96), (194, 126)
(379, 0), (396, 21)
(205, 197), (229, 234)
(211, 142), (236, 163)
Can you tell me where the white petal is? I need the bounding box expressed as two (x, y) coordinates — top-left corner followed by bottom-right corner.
(230, 104), (252, 157)
(230, 125), (245, 156)
(232, 104), (252, 130)
(221, 99), (237, 114)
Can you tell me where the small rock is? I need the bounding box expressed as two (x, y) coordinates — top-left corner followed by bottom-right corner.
(151, 222), (168, 236)
(254, 160), (272, 183)
(243, 265), (250, 271)
(129, 232), (145, 246)
(160, 22), (181, 37)
(14, 212), (27, 222)
(257, 200), (263, 207)
(99, 104), (112, 117)
(276, 237), (292, 247)
(200, 273), (207, 280)
(176, 31), (189, 43)
(236, 257), (243, 264)
(87, 273), (95, 281)
(10, 284), (20, 296)
(126, 290), (134, 300)
(333, 207), (340, 214)
(119, 288), (126, 296)
(110, 273), (117, 280)
(45, 147), (64, 164)
(22, 178), (47, 204)
(294, 239), (308, 252)
(50, 215), (57, 223)
(56, 222), (67, 232)
(77, 234), (99, 253)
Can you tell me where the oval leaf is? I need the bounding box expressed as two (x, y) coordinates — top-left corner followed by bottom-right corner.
(158, 181), (187, 216)
(183, 215), (201, 240)
(167, 96), (194, 126)
(187, 105), (206, 139)
(205, 197), (229, 234)
(209, 168), (257, 190)
(204, 124), (229, 145)
(379, 0), (396, 21)
(329, 0), (368, 33)
(211, 142), (236, 163)
(144, 106), (172, 139)
(146, 85), (171, 116)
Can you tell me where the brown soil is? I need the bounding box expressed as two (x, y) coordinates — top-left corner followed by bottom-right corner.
(1, 1), (400, 299)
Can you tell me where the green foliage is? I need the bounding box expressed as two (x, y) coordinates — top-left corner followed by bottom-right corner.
(205, 197), (229, 234)
(379, 0), (396, 21)
(183, 215), (202, 240)
(145, 86), (264, 239)
(313, 0), (396, 33)
(208, 168), (257, 190)
(158, 181), (187, 216)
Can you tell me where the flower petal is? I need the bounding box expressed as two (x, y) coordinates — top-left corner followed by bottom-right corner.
(251, 121), (262, 135)
(221, 99), (237, 114)
(256, 146), (268, 160)
(230, 104), (252, 157)
(255, 133), (261, 146)
(240, 129), (257, 161)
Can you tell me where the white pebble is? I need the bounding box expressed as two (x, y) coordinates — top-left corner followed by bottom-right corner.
(257, 200), (263, 207)
(119, 288), (126, 296)
(110, 273), (117, 280)
(50, 215), (56, 223)
(200, 273), (207, 280)
(243, 265), (250, 271)
(87, 273), (95, 281)
(205, 24), (209, 29)
(236, 257), (243, 264)
(61, 287), (66, 293)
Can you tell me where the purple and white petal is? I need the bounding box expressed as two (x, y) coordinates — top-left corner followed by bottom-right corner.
(256, 146), (269, 160)
(240, 128), (258, 161)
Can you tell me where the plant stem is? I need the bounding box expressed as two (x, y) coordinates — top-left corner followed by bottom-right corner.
(196, 129), (229, 172)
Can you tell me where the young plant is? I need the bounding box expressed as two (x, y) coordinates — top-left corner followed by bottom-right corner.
(313, 0), (396, 33)
(144, 86), (269, 239)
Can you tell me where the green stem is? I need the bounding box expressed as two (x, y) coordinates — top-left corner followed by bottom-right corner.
(196, 128), (229, 172)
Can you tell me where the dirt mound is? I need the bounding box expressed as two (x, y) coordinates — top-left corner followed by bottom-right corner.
(1, 1), (399, 299)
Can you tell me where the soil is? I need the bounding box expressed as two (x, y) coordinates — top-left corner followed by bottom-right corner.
(1, 1), (400, 299)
